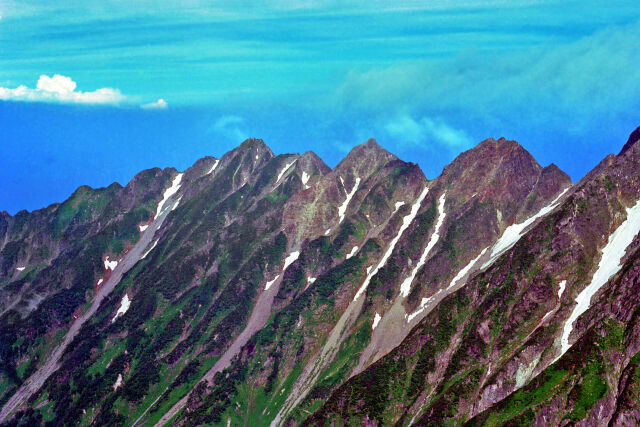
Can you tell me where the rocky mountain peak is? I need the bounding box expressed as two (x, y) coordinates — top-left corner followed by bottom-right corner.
(362, 137), (383, 148)
(231, 137), (274, 161)
(125, 167), (166, 188)
(183, 156), (219, 180)
(434, 136), (570, 228)
(440, 136), (541, 188)
(238, 137), (271, 151)
(478, 136), (533, 158)
(333, 138), (398, 184)
(300, 151), (331, 174)
(342, 138), (396, 163)
(208, 138), (275, 189)
(542, 162), (562, 173)
(619, 125), (640, 155)
(541, 162), (571, 183)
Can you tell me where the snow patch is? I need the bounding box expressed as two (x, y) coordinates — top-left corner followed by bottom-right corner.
(372, 312), (381, 330)
(283, 251), (300, 271)
(338, 177), (361, 224)
(16, 266), (25, 272)
(97, 278), (103, 286)
(557, 279), (567, 300)
(353, 187), (430, 301)
(307, 276), (316, 284)
(301, 171), (310, 189)
(346, 246), (359, 259)
(207, 159), (220, 175)
(393, 201), (405, 214)
(112, 294), (131, 323)
(276, 160), (296, 183)
(104, 257), (118, 271)
(482, 188), (568, 269)
(420, 296), (432, 306)
(113, 373), (123, 391)
(399, 193), (446, 298)
(138, 224), (149, 232)
(141, 240), (158, 259)
(539, 310), (553, 326)
(325, 228), (331, 235)
(265, 277), (279, 291)
(155, 173), (183, 218)
(171, 197), (181, 211)
(446, 247), (488, 291)
(265, 251), (300, 290)
(406, 289), (445, 323)
(560, 198), (640, 356)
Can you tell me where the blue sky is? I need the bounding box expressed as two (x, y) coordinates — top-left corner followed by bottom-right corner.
(1, 0), (640, 213)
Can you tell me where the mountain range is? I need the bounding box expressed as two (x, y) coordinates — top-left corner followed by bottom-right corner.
(1, 125), (640, 426)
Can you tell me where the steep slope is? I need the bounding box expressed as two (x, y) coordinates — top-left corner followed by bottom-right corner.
(0, 170), (185, 422)
(166, 140), (428, 427)
(132, 137), (570, 427)
(282, 139), (397, 245)
(265, 138), (571, 426)
(0, 168), (174, 315)
(0, 139), (330, 425)
(355, 138), (571, 377)
(0, 167), (177, 413)
(3, 129), (616, 427)
(308, 127), (640, 425)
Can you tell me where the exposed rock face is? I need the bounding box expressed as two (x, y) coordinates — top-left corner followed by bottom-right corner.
(0, 167), (174, 317)
(351, 137), (571, 379)
(1, 127), (639, 427)
(619, 125), (640, 155)
(309, 126), (640, 426)
(282, 138), (403, 246)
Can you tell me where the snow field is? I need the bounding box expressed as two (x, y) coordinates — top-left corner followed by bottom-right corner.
(399, 193), (446, 298)
(338, 176), (361, 224)
(353, 187), (429, 301)
(560, 198), (640, 355)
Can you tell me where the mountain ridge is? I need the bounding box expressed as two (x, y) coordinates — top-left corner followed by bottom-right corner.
(1, 128), (639, 427)
(308, 125), (640, 426)
(1, 136), (571, 219)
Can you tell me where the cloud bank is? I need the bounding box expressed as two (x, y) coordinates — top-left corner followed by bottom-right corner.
(336, 21), (640, 132)
(0, 75), (125, 104)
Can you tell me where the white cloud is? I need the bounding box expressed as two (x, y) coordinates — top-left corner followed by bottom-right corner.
(0, 74), (125, 104)
(212, 115), (249, 142)
(383, 115), (472, 150)
(142, 98), (168, 109)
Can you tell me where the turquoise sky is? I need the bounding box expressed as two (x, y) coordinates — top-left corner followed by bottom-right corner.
(1, 1), (640, 213)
